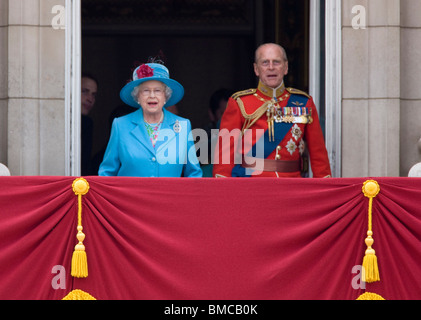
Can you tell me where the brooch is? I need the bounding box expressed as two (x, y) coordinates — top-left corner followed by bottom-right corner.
(173, 120), (181, 133)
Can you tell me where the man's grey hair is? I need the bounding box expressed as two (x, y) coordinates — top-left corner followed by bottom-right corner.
(254, 43), (288, 63)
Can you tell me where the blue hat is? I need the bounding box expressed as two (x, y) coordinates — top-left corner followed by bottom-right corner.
(120, 63), (184, 108)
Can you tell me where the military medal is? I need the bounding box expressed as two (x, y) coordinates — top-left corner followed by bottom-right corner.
(286, 139), (297, 155)
(291, 124), (302, 141)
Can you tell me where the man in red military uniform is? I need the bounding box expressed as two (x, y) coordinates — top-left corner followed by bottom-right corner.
(213, 43), (331, 178)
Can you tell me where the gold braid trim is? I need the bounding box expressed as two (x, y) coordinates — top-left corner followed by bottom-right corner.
(236, 97), (270, 135)
(231, 88), (256, 100)
(286, 87), (311, 99)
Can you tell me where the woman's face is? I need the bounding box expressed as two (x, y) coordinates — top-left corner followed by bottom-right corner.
(136, 80), (166, 116)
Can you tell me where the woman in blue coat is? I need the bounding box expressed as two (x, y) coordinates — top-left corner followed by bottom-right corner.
(99, 62), (202, 177)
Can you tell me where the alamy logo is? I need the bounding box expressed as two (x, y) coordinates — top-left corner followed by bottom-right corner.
(51, 265), (66, 289)
(351, 265), (366, 290)
(352, 5), (367, 30)
(51, 5), (65, 30)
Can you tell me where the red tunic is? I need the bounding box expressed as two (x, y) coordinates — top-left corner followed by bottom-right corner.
(213, 82), (331, 178)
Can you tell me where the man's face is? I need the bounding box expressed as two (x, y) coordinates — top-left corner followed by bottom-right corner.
(253, 44), (288, 89)
(81, 77), (97, 116)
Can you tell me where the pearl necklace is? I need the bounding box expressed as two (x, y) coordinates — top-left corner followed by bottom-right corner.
(144, 112), (164, 125)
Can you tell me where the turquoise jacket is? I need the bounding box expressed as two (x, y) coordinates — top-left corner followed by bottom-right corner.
(99, 108), (202, 177)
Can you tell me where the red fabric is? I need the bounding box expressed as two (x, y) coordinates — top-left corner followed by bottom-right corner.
(0, 176), (420, 300)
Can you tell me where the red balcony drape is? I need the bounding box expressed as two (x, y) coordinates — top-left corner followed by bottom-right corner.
(0, 176), (420, 300)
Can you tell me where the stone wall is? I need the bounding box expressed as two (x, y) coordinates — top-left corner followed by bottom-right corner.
(342, 0), (421, 177)
(0, 0), (66, 175)
(342, 0), (401, 177)
(399, 0), (421, 176)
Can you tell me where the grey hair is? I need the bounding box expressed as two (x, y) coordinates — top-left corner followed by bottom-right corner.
(131, 83), (173, 104)
(254, 43), (288, 63)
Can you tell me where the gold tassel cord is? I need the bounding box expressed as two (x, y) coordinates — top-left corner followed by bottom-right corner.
(71, 178), (90, 278)
(362, 180), (380, 283)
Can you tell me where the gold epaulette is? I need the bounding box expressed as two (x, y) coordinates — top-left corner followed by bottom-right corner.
(286, 87), (311, 99)
(231, 88), (256, 100)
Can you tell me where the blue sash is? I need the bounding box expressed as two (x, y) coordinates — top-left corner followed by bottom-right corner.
(232, 94), (308, 177)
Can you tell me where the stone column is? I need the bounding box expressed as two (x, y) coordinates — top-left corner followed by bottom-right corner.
(399, 0), (421, 176)
(0, 0), (8, 166)
(342, 0), (400, 177)
(4, 0), (66, 175)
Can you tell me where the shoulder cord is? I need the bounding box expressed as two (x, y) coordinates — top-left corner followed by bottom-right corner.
(236, 98), (270, 135)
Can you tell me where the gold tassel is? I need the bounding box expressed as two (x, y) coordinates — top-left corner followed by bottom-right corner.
(71, 178), (90, 278)
(62, 289), (96, 300)
(356, 292), (385, 300)
(362, 180), (380, 283)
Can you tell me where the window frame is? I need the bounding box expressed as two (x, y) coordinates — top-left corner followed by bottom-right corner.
(65, 0), (342, 177)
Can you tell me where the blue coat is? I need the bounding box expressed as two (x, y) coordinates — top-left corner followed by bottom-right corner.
(98, 108), (202, 177)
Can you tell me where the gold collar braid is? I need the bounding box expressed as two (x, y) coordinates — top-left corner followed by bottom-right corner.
(257, 81), (285, 98)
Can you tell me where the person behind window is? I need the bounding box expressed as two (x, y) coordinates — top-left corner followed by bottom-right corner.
(81, 72), (98, 176)
(201, 88), (234, 177)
